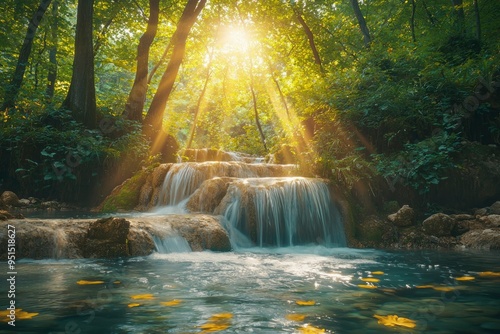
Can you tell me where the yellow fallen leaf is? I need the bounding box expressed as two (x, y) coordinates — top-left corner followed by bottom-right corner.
(77, 280), (105, 285)
(298, 324), (326, 333)
(479, 271), (500, 277)
(361, 277), (380, 283)
(209, 313), (233, 320)
(113, 280), (121, 284)
(128, 303), (140, 308)
(357, 284), (377, 289)
(372, 271), (385, 275)
(374, 314), (416, 328)
(455, 276), (475, 281)
(161, 299), (182, 307)
(130, 294), (155, 300)
(199, 323), (229, 331)
(416, 285), (454, 292)
(286, 313), (306, 322)
(1, 310), (38, 321)
(296, 300), (316, 306)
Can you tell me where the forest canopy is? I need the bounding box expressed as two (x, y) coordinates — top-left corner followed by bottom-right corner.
(1, 0), (499, 207)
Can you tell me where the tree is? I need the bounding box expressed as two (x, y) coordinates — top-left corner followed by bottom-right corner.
(62, 0), (97, 128)
(350, 0), (371, 48)
(143, 0), (207, 142)
(45, 0), (58, 101)
(1, 0), (52, 111)
(123, 0), (160, 122)
(293, 7), (324, 72)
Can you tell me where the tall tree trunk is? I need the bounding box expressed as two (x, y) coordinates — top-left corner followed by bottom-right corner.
(294, 9), (324, 72)
(410, 0), (417, 42)
(62, 0), (97, 129)
(46, 0), (58, 101)
(186, 61), (212, 150)
(143, 0), (206, 140)
(123, 0), (160, 122)
(350, 0), (371, 48)
(474, 0), (481, 42)
(422, 0), (436, 25)
(452, 0), (466, 35)
(249, 61), (267, 153)
(1, 0), (52, 111)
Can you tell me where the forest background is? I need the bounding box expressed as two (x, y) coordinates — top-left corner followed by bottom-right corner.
(1, 0), (499, 212)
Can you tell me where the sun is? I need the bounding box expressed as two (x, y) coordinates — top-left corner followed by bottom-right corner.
(219, 25), (251, 54)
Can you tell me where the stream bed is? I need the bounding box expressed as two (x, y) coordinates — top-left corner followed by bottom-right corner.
(3, 247), (500, 333)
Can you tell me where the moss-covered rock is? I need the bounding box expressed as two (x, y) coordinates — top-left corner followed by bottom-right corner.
(98, 169), (150, 212)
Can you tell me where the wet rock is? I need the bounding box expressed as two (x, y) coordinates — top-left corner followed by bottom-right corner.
(41, 201), (60, 210)
(479, 215), (500, 227)
(1, 191), (20, 207)
(357, 215), (396, 247)
(127, 226), (156, 256)
(474, 207), (489, 216)
(0, 210), (14, 221)
(489, 201), (500, 215)
(19, 198), (30, 207)
(422, 213), (456, 237)
(460, 228), (500, 250)
(395, 227), (457, 249)
(84, 218), (131, 258)
(187, 177), (234, 213)
(387, 205), (415, 227)
(170, 215), (231, 252)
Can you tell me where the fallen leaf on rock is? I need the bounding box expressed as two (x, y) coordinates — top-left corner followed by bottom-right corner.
(361, 277), (380, 283)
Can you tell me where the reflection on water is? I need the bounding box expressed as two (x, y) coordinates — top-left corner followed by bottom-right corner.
(2, 248), (500, 333)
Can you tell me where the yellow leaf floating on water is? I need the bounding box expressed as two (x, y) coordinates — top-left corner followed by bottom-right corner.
(0, 309), (38, 322)
(199, 323), (229, 332)
(455, 276), (475, 281)
(296, 300), (316, 306)
(286, 313), (306, 322)
(479, 271), (500, 277)
(199, 313), (233, 333)
(77, 280), (105, 285)
(298, 324), (326, 333)
(161, 299), (182, 307)
(130, 294), (155, 300)
(128, 303), (140, 308)
(361, 277), (380, 283)
(374, 314), (417, 329)
(416, 285), (454, 292)
(357, 284), (377, 289)
(372, 271), (385, 275)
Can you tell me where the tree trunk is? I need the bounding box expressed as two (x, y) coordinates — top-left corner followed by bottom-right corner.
(143, 0), (206, 140)
(1, 0), (52, 111)
(186, 62), (211, 150)
(474, 0), (481, 42)
(294, 10), (324, 72)
(452, 0), (466, 35)
(250, 62), (267, 153)
(350, 0), (371, 48)
(410, 0), (417, 42)
(62, 0), (97, 129)
(422, 0), (436, 25)
(46, 0), (58, 101)
(123, 0), (160, 122)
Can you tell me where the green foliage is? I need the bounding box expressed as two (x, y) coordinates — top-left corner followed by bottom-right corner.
(373, 132), (462, 194)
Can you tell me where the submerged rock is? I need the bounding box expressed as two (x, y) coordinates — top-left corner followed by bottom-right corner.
(84, 217), (131, 258)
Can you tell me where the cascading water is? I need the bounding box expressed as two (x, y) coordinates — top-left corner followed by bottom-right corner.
(219, 177), (347, 248)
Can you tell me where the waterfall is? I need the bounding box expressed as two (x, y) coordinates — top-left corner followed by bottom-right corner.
(153, 235), (192, 253)
(218, 177), (347, 248)
(156, 161), (297, 206)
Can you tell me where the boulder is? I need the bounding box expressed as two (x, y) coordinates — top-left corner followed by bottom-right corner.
(489, 201), (500, 215)
(422, 213), (456, 237)
(387, 205), (415, 227)
(356, 215), (396, 247)
(0, 210), (14, 221)
(460, 228), (500, 250)
(187, 177), (234, 213)
(84, 217), (131, 258)
(1, 191), (20, 207)
(479, 215), (500, 227)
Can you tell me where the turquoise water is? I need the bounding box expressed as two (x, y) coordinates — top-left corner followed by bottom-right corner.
(2, 248), (500, 333)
